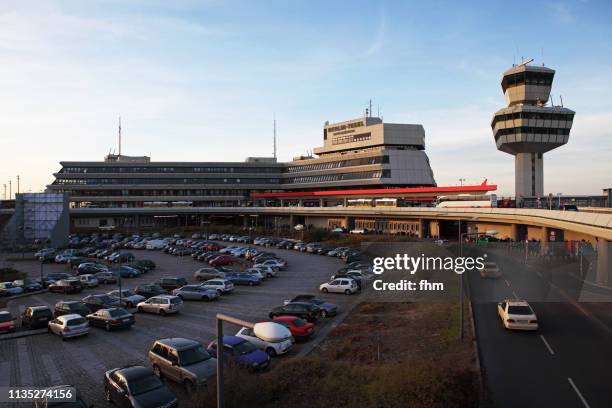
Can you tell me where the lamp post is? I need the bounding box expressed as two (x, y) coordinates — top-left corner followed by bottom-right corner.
(458, 229), (498, 340)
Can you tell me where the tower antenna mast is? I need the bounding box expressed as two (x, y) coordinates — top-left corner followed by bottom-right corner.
(118, 116), (122, 156)
(273, 114), (277, 159)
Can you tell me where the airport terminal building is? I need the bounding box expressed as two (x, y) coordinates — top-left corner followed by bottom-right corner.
(46, 116), (437, 229)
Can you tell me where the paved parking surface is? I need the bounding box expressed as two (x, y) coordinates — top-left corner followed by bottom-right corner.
(0, 246), (354, 406)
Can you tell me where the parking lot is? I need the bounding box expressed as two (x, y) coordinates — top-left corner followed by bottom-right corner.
(0, 245), (355, 406)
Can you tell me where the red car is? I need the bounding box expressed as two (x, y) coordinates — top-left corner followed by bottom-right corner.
(209, 255), (233, 266)
(207, 244), (225, 251)
(272, 316), (315, 341)
(0, 311), (16, 333)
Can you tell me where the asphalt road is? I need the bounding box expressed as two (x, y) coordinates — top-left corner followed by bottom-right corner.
(466, 245), (612, 408)
(0, 246), (354, 406)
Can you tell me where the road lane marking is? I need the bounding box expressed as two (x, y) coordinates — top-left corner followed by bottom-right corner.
(512, 290), (519, 299)
(504, 279), (510, 287)
(568, 377), (591, 408)
(539, 335), (555, 355)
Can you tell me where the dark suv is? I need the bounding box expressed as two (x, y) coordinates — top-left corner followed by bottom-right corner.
(21, 306), (53, 329)
(135, 284), (168, 299)
(54, 301), (91, 318)
(155, 277), (188, 291)
(268, 302), (320, 322)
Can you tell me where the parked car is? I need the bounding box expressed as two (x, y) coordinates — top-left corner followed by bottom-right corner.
(41, 272), (72, 286)
(0, 311), (16, 333)
(33, 385), (89, 408)
(173, 285), (219, 301)
(251, 265), (277, 278)
(112, 265), (141, 278)
(224, 272), (261, 286)
(155, 277), (189, 291)
(272, 315), (315, 341)
(12, 279), (43, 292)
(76, 262), (108, 275)
(254, 258), (286, 270)
(133, 259), (156, 270)
(194, 268), (225, 281)
(107, 289), (145, 308)
(268, 302), (320, 322)
(54, 301), (91, 318)
(244, 269), (266, 281)
(235, 323), (293, 357)
(78, 274), (99, 288)
(497, 299), (539, 330)
(48, 314), (89, 340)
(285, 295), (338, 317)
(319, 278), (359, 295)
(207, 335), (270, 372)
(148, 338), (217, 392)
(95, 271), (118, 284)
(199, 279), (234, 294)
(104, 365), (178, 407)
(82, 294), (123, 312)
(87, 307), (134, 331)
(21, 306), (53, 329)
(136, 295), (183, 315)
(209, 255), (234, 266)
(135, 284), (168, 299)
(0, 282), (24, 297)
(48, 279), (83, 294)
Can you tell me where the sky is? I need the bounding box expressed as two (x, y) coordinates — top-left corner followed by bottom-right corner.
(1, 0), (611, 197)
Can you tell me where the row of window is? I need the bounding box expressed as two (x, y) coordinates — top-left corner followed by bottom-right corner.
(494, 126), (571, 137)
(68, 189), (248, 197)
(492, 111), (574, 127)
(502, 71), (554, 89)
(331, 132), (372, 146)
(53, 178), (281, 185)
(286, 155), (388, 173)
(60, 166), (281, 174)
(286, 170), (390, 184)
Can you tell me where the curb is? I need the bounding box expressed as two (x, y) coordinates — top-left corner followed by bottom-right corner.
(0, 328), (47, 341)
(4, 289), (48, 301)
(464, 273), (487, 406)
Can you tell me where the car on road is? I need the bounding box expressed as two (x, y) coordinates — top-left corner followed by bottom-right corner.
(48, 279), (84, 294)
(137, 295), (183, 315)
(95, 271), (118, 284)
(194, 267), (225, 281)
(272, 315), (315, 341)
(0, 282), (24, 297)
(48, 314), (89, 340)
(209, 255), (234, 266)
(172, 285), (219, 301)
(155, 277), (189, 292)
(497, 299), (538, 330)
(199, 279), (234, 294)
(12, 279), (43, 292)
(285, 295), (338, 317)
(21, 306), (53, 329)
(82, 294), (123, 312)
(236, 324), (293, 357)
(135, 284), (168, 299)
(479, 262), (502, 279)
(207, 335), (270, 372)
(78, 274), (99, 288)
(148, 338), (217, 392)
(268, 302), (320, 322)
(54, 301), (91, 318)
(107, 289), (146, 308)
(104, 365), (178, 407)
(0, 311), (16, 333)
(224, 272), (261, 286)
(320, 278), (359, 295)
(86, 307), (134, 331)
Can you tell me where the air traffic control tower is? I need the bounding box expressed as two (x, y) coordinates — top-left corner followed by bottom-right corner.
(491, 61), (575, 203)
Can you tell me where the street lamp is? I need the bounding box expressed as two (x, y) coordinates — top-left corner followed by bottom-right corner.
(458, 229), (498, 340)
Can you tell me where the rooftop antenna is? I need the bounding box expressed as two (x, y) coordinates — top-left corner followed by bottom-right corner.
(369, 99), (372, 118)
(559, 95), (564, 107)
(377, 104), (380, 117)
(550, 94), (555, 107)
(118, 116), (122, 156)
(273, 114), (277, 159)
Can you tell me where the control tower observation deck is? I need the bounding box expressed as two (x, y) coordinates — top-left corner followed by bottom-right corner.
(491, 62), (575, 202)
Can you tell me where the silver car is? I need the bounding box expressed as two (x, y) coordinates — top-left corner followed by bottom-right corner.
(48, 314), (89, 340)
(172, 285), (219, 301)
(199, 279), (234, 294)
(137, 295), (183, 315)
(107, 289), (145, 308)
(148, 338), (217, 392)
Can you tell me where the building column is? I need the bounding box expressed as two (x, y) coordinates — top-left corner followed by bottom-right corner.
(540, 226), (549, 255)
(343, 198), (347, 207)
(510, 224), (519, 241)
(417, 219), (425, 239)
(430, 220), (439, 239)
(298, 199), (303, 207)
(319, 199), (323, 207)
(596, 239), (610, 287)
